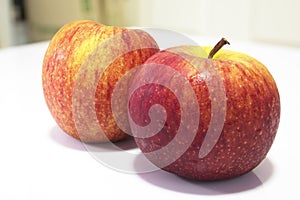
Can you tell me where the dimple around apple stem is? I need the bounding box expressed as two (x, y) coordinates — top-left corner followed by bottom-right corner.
(208, 38), (230, 59)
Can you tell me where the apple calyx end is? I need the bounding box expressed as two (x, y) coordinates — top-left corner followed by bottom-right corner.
(208, 38), (230, 59)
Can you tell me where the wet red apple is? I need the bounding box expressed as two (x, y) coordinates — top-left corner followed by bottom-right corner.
(42, 20), (159, 143)
(128, 38), (280, 180)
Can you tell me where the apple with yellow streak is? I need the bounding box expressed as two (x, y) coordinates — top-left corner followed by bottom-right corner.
(42, 20), (159, 143)
(129, 38), (280, 180)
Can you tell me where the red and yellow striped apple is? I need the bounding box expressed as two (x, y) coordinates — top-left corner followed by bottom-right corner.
(128, 38), (280, 180)
(42, 20), (159, 143)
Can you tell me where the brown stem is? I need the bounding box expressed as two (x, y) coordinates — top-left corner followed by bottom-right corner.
(208, 38), (230, 59)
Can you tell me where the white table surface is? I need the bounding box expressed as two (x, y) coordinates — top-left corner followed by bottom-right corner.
(0, 35), (300, 200)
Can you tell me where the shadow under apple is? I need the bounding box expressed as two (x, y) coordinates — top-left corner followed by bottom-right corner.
(135, 153), (274, 195)
(49, 125), (137, 152)
(50, 124), (274, 194)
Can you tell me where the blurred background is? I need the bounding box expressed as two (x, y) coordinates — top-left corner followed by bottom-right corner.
(0, 0), (299, 48)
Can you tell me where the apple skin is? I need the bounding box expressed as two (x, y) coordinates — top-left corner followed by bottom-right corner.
(128, 46), (280, 181)
(42, 20), (159, 143)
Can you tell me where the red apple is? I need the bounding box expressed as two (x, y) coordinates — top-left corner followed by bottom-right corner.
(42, 20), (159, 143)
(128, 38), (280, 181)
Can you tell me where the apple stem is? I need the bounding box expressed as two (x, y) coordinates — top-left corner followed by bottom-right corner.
(208, 38), (230, 59)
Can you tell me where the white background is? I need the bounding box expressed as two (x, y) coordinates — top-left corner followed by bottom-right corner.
(1, 0), (300, 47)
(139, 0), (300, 46)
